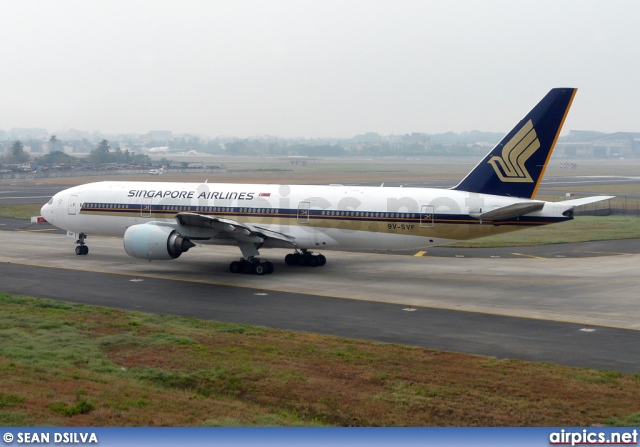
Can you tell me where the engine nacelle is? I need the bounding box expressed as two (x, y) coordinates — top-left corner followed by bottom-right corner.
(123, 224), (195, 260)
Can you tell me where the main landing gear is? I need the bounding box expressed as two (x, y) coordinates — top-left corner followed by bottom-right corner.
(75, 233), (89, 256)
(284, 250), (326, 267)
(229, 258), (275, 275)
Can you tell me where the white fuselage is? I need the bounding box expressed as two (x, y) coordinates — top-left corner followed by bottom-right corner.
(41, 181), (570, 252)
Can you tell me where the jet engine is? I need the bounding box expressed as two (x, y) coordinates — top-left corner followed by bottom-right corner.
(123, 224), (195, 260)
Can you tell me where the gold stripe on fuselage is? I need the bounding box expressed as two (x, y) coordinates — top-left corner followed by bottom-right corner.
(79, 209), (551, 241)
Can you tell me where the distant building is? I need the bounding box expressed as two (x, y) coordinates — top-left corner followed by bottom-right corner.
(555, 131), (640, 158)
(21, 161), (38, 170)
(401, 133), (430, 145)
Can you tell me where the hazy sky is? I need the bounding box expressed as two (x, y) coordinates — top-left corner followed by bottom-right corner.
(1, 0), (638, 138)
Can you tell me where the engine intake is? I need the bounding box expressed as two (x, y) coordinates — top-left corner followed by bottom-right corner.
(124, 224), (195, 260)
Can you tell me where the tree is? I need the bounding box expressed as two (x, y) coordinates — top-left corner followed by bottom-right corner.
(87, 140), (151, 166)
(88, 139), (111, 165)
(96, 139), (110, 153)
(37, 151), (81, 166)
(49, 135), (60, 153)
(5, 140), (30, 163)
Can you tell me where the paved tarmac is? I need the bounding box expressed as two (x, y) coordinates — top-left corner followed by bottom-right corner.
(1, 228), (639, 372)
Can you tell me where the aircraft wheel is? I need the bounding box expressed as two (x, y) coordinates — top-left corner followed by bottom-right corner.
(82, 246), (89, 255)
(254, 263), (266, 275)
(285, 254), (294, 265)
(296, 254), (306, 266)
(75, 246), (83, 256)
(229, 261), (241, 274)
(317, 254), (326, 266)
(242, 261), (253, 274)
(308, 255), (319, 267)
(264, 261), (274, 274)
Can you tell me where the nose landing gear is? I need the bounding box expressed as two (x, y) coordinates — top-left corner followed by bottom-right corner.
(75, 233), (89, 256)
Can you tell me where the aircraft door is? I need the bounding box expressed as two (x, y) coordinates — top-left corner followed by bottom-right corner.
(141, 198), (152, 218)
(67, 195), (78, 215)
(420, 205), (434, 228)
(297, 201), (310, 224)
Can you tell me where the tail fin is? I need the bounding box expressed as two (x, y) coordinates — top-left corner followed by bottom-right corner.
(453, 88), (577, 198)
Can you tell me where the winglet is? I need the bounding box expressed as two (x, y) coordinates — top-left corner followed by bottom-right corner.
(453, 88), (577, 199)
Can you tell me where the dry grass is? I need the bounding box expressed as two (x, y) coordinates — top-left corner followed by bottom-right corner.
(1, 293), (640, 427)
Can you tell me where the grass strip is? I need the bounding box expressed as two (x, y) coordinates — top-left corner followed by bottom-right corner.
(449, 216), (640, 247)
(1, 292), (640, 426)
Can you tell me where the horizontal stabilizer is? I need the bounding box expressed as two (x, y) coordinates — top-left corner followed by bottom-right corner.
(556, 196), (615, 207)
(470, 201), (545, 221)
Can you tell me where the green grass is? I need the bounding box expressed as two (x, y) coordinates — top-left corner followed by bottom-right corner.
(0, 204), (44, 220)
(606, 412), (640, 427)
(2, 291), (640, 426)
(450, 216), (640, 248)
(49, 399), (95, 417)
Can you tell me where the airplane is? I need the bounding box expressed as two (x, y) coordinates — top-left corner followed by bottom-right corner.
(40, 88), (613, 276)
(145, 140), (171, 154)
(146, 145), (170, 154)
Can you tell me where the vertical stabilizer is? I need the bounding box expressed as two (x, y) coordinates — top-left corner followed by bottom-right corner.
(453, 88), (577, 198)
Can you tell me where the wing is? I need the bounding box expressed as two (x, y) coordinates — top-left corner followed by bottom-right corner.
(174, 212), (297, 248)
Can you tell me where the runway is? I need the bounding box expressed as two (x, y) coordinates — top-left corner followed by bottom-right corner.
(0, 185), (63, 205)
(1, 228), (639, 373)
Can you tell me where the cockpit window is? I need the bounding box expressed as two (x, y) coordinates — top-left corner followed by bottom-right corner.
(48, 198), (54, 205)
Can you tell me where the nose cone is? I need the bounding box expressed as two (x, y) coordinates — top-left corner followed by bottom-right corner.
(41, 200), (53, 223)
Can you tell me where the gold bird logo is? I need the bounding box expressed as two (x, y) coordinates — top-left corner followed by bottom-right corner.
(488, 119), (540, 182)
